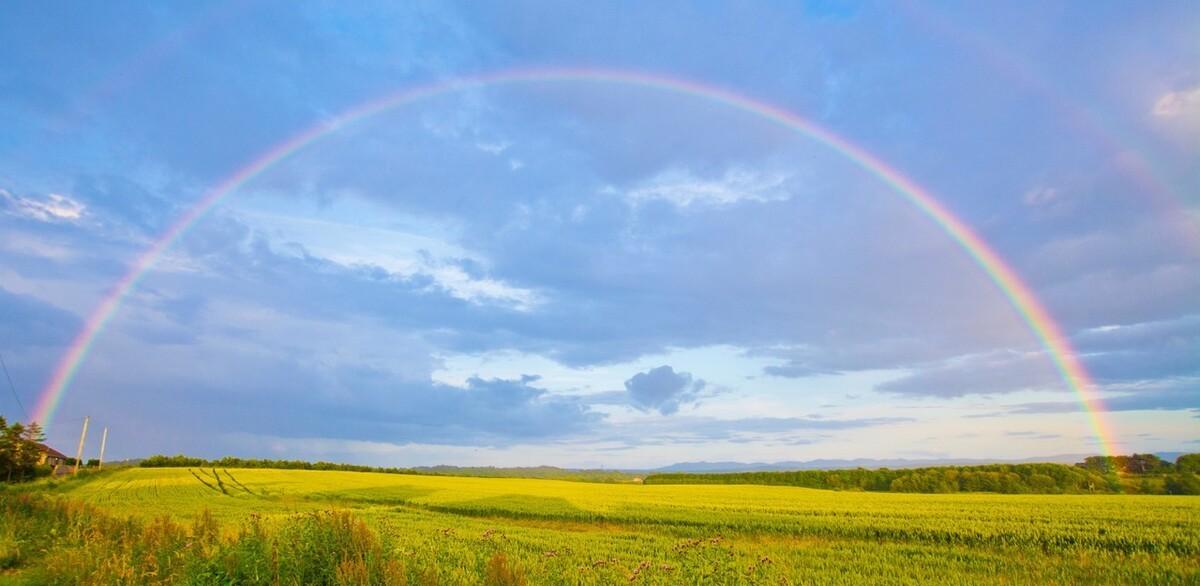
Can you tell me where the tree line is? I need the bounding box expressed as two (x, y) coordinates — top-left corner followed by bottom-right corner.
(140, 454), (420, 476)
(0, 416), (49, 482)
(644, 455), (1200, 495)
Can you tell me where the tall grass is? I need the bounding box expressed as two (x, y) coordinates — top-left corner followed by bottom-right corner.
(0, 492), (513, 585)
(10, 468), (1198, 584)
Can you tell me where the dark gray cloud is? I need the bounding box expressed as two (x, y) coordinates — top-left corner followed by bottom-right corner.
(760, 337), (958, 378)
(1011, 386), (1199, 415)
(968, 381), (1200, 418)
(56, 345), (601, 451)
(868, 315), (1200, 399)
(623, 365), (705, 415)
(876, 351), (1062, 397)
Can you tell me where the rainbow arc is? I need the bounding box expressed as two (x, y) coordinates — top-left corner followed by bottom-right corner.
(31, 68), (1116, 455)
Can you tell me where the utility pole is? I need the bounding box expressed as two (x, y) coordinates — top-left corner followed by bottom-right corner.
(98, 427), (108, 470)
(73, 416), (89, 475)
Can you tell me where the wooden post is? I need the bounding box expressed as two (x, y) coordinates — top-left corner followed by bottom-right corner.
(73, 416), (89, 475)
(98, 427), (108, 470)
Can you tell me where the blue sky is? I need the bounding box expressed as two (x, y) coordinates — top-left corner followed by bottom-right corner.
(1, 1), (1197, 467)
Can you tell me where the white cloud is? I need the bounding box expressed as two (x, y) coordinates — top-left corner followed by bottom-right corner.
(621, 167), (792, 208)
(425, 263), (542, 311)
(1152, 86), (1200, 118)
(1, 189), (85, 222)
(238, 206), (542, 311)
(1151, 86), (1200, 148)
(1021, 186), (1074, 218)
(475, 139), (511, 155)
(1022, 186), (1059, 207)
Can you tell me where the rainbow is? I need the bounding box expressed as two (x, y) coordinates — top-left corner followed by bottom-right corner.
(30, 67), (1118, 455)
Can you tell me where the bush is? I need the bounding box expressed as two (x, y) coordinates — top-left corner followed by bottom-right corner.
(0, 492), (423, 584)
(484, 552), (526, 586)
(1165, 473), (1200, 495)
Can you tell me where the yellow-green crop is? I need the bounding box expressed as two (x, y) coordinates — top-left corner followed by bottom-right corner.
(9, 467), (1199, 584)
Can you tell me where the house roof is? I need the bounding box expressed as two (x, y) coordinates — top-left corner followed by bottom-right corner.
(37, 443), (69, 459)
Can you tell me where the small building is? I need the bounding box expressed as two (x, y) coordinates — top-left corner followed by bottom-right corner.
(36, 443), (69, 468)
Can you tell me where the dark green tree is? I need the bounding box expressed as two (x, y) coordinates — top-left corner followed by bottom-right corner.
(1176, 454), (1200, 474)
(1165, 473), (1200, 495)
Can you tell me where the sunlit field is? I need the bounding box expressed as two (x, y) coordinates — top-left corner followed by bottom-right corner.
(4, 467), (1196, 584)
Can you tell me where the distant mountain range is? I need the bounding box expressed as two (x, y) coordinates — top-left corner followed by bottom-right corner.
(410, 452), (1190, 478)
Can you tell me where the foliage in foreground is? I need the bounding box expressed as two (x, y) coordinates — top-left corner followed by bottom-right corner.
(0, 492), (527, 585)
(5, 467), (1200, 585)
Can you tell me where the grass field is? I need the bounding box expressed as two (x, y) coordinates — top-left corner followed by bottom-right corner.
(5, 467), (1199, 584)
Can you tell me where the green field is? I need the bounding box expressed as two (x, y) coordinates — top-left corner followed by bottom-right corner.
(5, 467), (1199, 584)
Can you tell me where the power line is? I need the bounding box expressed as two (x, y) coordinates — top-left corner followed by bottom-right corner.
(0, 352), (27, 421)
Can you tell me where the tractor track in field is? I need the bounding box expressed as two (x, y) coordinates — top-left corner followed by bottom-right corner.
(109, 479), (133, 503)
(220, 469), (259, 496)
(188, 468), (225, 495)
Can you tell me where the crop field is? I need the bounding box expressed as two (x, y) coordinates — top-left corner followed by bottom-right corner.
(5, 467), (1199, 584)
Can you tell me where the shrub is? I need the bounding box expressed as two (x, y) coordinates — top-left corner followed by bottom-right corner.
(484, 552), (526, 586)
(1165, 473), (1200, 495)
(0, 493), (419, 585)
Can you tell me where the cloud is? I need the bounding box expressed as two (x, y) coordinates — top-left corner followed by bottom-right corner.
(475, 139), (511, 155)
(1022, 186), (1059, 207)
(875, 350), (1063, 397)
(1150, 85), (1200, 148)
(1021, 186), (1076, 218)
(868, 315), (1200, 399)
(422, 261), (542, 311)
(69, 332), (603, 446)
(70, 175), (175, 233)
(624, 365), (706, 414)
(760, 338), (951, 378)
(4, 2), (1199, 462)
(1004, 431), (1061, 440)
(603, 414), (913, 446)
(1075, 315), (1200, 383)
(620, 167), (792, 208)
(0, 286), (80, 347)
(1, 189), (85, 222)
(1152, 86), (1200, 118)
(974, 380), (1200, 417)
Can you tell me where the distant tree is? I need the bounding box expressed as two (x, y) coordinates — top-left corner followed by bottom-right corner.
(1125, 453), (1169, 474)
(1078, 456), (1116, 474)
(1029, 473), (1057, 493)
(1176, 454), (1200, 474)
(1164, 473), (1200, 495)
